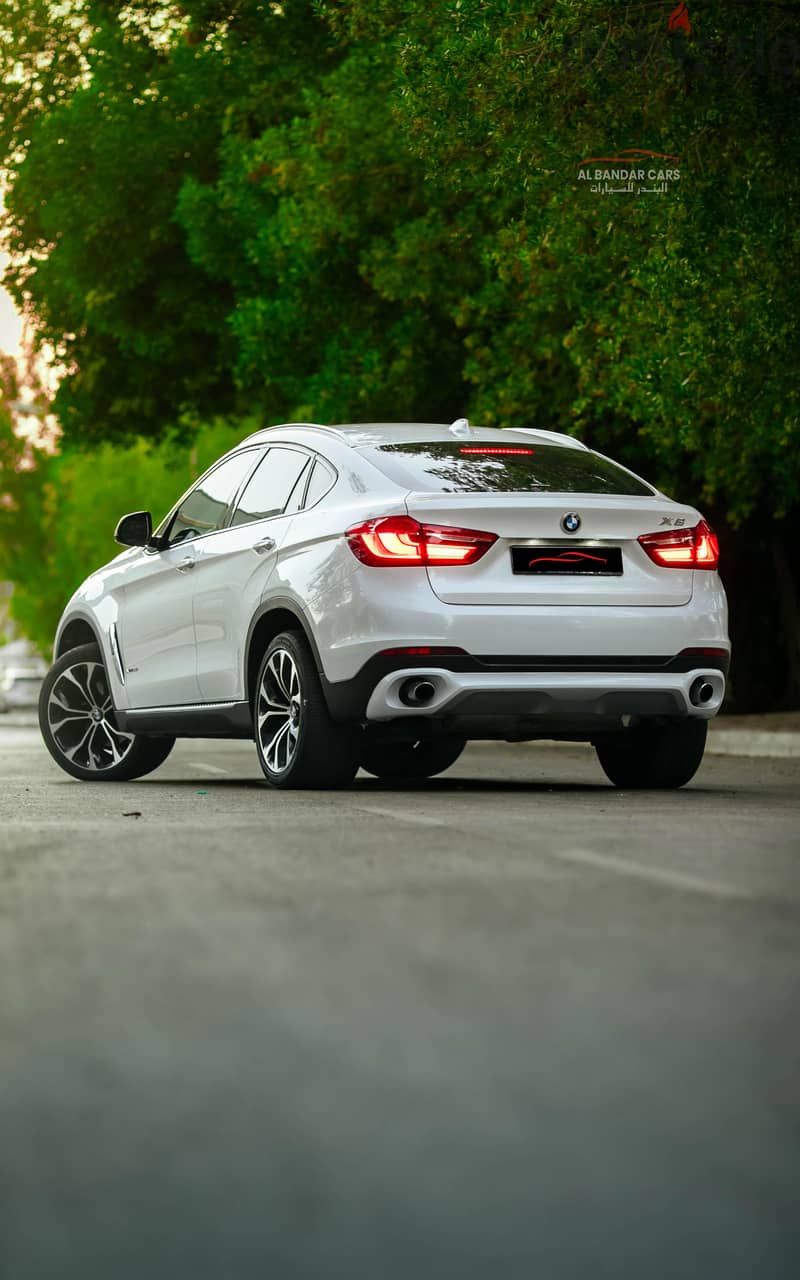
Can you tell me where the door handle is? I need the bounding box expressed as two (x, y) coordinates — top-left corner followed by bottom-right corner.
(176, 556), (196, 572)
(253, 537), (276, 555)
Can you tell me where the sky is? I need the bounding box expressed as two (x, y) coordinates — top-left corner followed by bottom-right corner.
(1, 187), (24, 356)
(0, 248), (23, 357)
(1, 235), (58, 412)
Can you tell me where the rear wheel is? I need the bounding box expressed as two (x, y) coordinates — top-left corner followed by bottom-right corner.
(594, 718), (707, 790)
(360, 736), (466, 781)
(254, 631), (360, 789)
(39, 643), (175, 782)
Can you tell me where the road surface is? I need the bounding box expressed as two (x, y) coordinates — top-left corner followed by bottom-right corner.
(1, 724), (798, 1279)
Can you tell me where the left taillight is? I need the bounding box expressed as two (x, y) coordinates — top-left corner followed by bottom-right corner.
(638, 520), (719, 570)
(345, 515), (497, 567)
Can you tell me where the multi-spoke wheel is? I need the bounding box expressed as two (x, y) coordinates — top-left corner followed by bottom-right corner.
(258, 647), (303, 775)
(39, 643), (175, 782)
(254, 631), (359, 789)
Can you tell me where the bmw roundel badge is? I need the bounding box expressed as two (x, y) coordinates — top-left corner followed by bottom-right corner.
(561, 512), (581, 534)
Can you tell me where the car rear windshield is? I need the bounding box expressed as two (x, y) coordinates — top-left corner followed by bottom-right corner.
(362, 441), (654, 496)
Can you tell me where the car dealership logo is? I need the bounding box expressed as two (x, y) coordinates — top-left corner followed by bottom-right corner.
(577, 149), (682, 196)
(528, 550), (603, 567)
(561, 513), (581, 533)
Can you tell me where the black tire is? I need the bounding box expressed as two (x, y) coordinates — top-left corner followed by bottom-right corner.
(254, 631), (360, 789)
(39, 643), (175, 782)
(360, 736), (467, 781)
(594, 718), (708, 790)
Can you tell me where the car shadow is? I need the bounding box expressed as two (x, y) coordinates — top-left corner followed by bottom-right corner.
(353, 777), (729, 796)
(119, 774), (729, 797)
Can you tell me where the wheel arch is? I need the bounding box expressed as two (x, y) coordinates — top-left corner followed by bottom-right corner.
(55, 614), (102, 659)
(245, 598), (326, 714)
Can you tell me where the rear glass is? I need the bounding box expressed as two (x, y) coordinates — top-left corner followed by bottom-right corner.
(363, 442), (654, 496)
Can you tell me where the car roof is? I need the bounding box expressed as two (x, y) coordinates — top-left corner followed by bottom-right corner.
(243, 422), (589, 451)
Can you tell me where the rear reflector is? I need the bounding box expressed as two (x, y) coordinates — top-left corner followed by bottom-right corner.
(378, 646), (466, 658)
(638, 520), (719, 570)
(346, 516), (497, 567)
(680, 647), (729, 658)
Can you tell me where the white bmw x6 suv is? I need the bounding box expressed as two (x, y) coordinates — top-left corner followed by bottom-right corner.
(39, 420), (729, 789)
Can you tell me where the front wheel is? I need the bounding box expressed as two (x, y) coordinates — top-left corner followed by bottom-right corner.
(39, 643), (175, 782)
(360, 737), (467, 780)
(594, 718), (707, 790)
(254, 631), (360, 789)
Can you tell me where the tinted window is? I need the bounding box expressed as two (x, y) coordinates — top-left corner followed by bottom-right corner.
(168, 451), (258, 545)
(303, 459), (336, 508)
(285, 461), (313, 515)
(363, 442), (653, 496)
(230, 447), (310, 526)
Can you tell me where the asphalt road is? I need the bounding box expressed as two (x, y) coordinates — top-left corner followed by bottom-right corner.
(1, 724), (798, 1280)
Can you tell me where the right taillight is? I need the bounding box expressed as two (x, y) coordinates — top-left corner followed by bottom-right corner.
(638, 520), (719, 570)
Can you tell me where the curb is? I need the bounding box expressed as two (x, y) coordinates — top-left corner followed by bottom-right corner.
(706, 730), (800, 760)
(525, 734), (800, 759)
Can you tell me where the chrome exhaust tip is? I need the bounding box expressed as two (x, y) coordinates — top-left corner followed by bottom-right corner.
(398, 678), (437, 708)
(689, 678), (715, 707)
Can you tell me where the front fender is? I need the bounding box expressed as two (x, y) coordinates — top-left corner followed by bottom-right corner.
(54, 602), (129, 710)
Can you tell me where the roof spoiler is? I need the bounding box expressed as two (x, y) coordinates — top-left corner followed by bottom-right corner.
(512, 428), (588, 450)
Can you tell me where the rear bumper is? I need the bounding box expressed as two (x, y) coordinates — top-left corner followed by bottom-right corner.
(322, 651), (729, 727)
(364, 664), (726, 724)
(315, 573), (729, 685)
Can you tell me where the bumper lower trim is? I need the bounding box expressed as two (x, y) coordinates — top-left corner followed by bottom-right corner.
(322, 651), (730, 722)
(363, 667), (726, 724)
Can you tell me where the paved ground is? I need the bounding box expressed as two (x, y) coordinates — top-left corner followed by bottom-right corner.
(0, 725), (798, 1280)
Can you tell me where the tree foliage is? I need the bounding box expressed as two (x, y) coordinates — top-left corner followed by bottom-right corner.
(0, 402), (249, 652)
(2, 0), (798, 521)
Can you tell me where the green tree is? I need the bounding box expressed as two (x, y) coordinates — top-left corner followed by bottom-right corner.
(1, 1), (340, 441)
(0, 404), (250, 653)
(306, 0), (800, 526)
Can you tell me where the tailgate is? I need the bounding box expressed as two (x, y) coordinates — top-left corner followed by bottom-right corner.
(406, 493), (697, 606)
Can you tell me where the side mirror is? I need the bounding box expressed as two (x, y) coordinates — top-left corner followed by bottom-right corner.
(115, 510), (155, 548)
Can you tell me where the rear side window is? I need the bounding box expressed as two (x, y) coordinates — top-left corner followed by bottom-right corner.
(303, 459), (336, 508)
(362, 442), (653, 496)
(230, 447), (310, 526)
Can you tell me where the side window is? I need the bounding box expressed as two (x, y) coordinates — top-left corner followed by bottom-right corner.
(303, 459), (336, 509)
(167, 451), (258, 546)
(230, 447), (310, 527)
(285, 461), (312, 515)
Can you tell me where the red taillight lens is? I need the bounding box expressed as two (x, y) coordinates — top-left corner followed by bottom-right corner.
(346, 516), (497, 567)
(638, 520), (719, 570)
(694, 522), (719, 567)
(423, 522), (497, 564)
(347, 516), (425, 565)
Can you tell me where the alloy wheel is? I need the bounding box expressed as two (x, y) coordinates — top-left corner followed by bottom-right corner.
(47, 660), (134, 772)
(257, 648), (302, 774)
